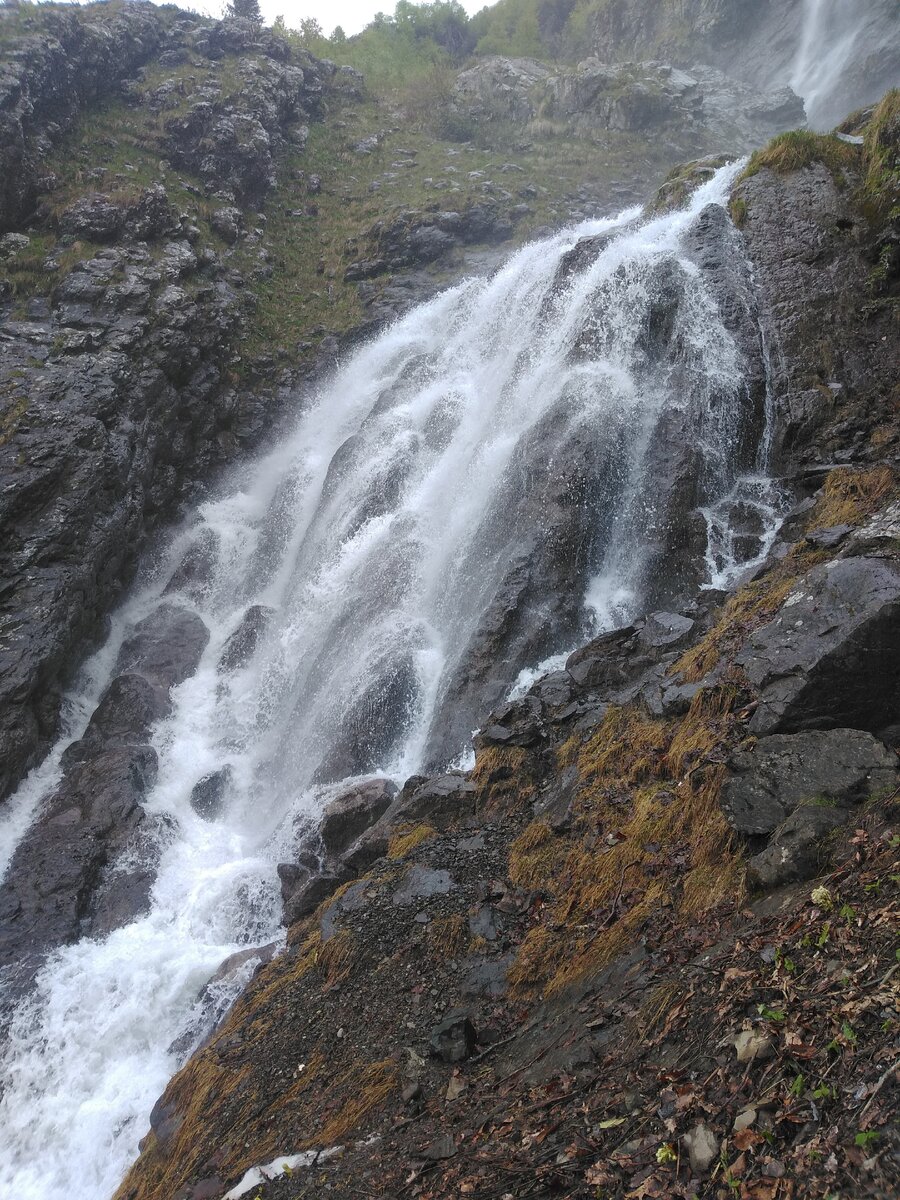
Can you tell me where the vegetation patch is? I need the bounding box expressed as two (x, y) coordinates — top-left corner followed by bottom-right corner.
(508, 697), (744, 998)
(388, 822), (437, 858)
(739, 129), (860, 183)
(810, 463), (898, 528)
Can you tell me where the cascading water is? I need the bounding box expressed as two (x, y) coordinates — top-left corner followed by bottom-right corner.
(790, 0), (898, 130)
(0, 161), (781, 1200)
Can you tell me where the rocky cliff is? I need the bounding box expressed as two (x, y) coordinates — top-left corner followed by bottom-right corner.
(0, 4), (898, 1199)
(113, 96), (899, 1200)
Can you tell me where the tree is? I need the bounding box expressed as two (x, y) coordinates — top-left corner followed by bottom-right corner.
(331, 25), (347, 44)
(229, 0), (263, 25)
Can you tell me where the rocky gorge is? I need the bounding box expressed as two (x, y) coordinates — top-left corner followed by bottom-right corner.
(0, 2), (898, 1200)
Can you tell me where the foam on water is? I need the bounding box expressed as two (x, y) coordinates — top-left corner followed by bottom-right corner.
(0, 161), (783, 1200)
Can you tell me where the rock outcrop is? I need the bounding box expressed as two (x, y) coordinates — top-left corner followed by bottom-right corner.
(0, 7), (338, 805)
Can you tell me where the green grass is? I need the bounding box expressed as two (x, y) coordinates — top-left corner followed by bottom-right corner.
(739, 129), (860, 183)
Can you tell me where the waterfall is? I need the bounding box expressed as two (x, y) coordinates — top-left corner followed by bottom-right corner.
(790, 0), (896, 129)
(0, 161), (781, 1200)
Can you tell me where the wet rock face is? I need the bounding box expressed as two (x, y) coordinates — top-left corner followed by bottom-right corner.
(737, 557), (900, 737)
(0, 9), (341, 808)
(0, 601), (214, 997)
(0, 743), (158, 1002)
(735, 164), (898, 472)
(118, 605), (211, 691)
(0, 5), (168, 232)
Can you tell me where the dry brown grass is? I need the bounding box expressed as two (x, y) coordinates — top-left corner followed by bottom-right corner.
(507, 697), (744, 998)
(388, 823), (436, 858)
(471, 744), (536, 813)
(810, 464), (897, 528)
(427, 913), (469, 960)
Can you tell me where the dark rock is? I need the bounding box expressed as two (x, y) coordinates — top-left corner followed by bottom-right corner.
(638, 611), (695, 650)
(566, 626), (638, 690)
(190, 767), (232, 820)
(339, 826), (391, 875)
(429, 1013), (477, 1063)
(462, 954), (512, 998)
(385, 774), (476, 831)
(746, 803), (852, 890)
(61, 673), (168, 767)
(118, 604), (210, 691)
(59, 193), (124, 242)
(218, 605), (274, 671)
(737, 558), (900, 736)
(804, 524), (854, 550)
(319, 879), (369, 941)
(283, 870), (349, 925)
(529, 670), (575, 708)
(319, 778), (397, 857)
(277, 861), (313, 907)
(0, 744), (158, 992)
(392, 866), (455, 907)
(721, 729), (898, 837)
(475, 695), (545, 749)
(422, 1133), (457, 1161)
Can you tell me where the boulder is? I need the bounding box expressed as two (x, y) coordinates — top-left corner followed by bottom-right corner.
(737, 558), (900, 736)
(210, 206), (244, 243)
(746, 802), (852, 889)
(218, 605), (274, 671)
(117, 604), (210, 691)
(385, 774), (476, 831)
(190, 767), (232, 820)
(59, 193), (125, 242)
(124, 184), (177, 241)
(283, 869), (349, 925)
(0, 744), (158, 992)
(319, 778), (397, 858)
(721, 729), (897, 837)
(475, 695), (545, 749)
(61, 673), (168, 767)
(430, 1012), (477, 1063)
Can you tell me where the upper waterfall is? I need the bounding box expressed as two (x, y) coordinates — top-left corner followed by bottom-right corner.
(0, 162), (782, 1200)
(790, 0), (900, 129)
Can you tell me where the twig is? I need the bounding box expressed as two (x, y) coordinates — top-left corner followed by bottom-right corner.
(858, 1056), (898, 1121)
(469, 1028), (520, 1064)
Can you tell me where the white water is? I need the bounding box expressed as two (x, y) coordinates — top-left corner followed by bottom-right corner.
(0, 162), (781, 1200)
(790, 0), (893, 129)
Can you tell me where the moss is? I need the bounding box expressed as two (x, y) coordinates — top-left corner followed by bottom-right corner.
(740, 129), (860, 183)
(729, 194), (748, 228)
(387, 823), (436, 858)
(861, 89), (900, 219)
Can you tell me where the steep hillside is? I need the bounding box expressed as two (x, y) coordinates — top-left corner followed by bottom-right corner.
(114, 96), (899, 1200)
(0, 5), (898, 1200)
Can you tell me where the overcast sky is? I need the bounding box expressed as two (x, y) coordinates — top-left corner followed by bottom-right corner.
(176, 0), (491, 38)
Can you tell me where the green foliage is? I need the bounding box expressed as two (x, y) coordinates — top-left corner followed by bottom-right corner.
(228, 0), (262, 24)
(740, 129), (860, 182)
